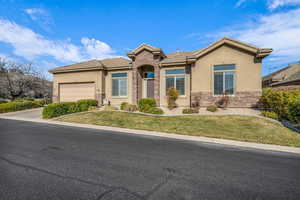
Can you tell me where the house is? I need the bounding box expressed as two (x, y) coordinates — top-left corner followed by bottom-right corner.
(49, 37), (272, 108)
(262, 62), (300, 90)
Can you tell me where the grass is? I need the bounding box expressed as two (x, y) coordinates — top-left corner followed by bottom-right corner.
(57, 111), (300, 147)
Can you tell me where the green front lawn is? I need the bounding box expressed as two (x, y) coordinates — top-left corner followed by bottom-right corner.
(57, 111), (300, 147)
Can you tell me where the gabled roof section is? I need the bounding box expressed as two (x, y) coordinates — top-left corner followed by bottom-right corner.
(100, 57), (131, 70)
(189, 37), (272, 60)
(49, 60), (104, 73)
(127, 43), (166, 58)
(49, 57), (131, 73)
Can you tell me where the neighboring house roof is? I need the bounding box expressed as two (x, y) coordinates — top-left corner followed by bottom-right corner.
(49, 57), (131, 73)
(263, 63), (300, 86)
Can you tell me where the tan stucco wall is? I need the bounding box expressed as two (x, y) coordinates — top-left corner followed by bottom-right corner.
(52, 70), (103, 103)
(192, 45), (262, 93)
(105, 70), (133, 106)
(160, 66), (190, 107)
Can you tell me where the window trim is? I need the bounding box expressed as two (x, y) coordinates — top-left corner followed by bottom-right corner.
(213, 65), (236, 96)
(111, 72), (128, 98)
(165, 69), (186, 97)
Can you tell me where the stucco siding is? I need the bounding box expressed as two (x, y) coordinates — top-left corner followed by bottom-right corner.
(160, 66), (190, 107)
(192, 44), (261, 93)
(105, 70), (133, 106)
(52, 70), (102, 103)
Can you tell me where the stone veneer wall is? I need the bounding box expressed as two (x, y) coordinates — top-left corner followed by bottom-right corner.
(131, 50), (161, 104)
(191, 91), (262, 108)
(271, 85), (300, 91)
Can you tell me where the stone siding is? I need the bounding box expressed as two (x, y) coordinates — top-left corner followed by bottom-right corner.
(191, 91), (261, 108)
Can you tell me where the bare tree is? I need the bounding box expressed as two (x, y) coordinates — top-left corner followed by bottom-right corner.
(0, 58), (52, 100)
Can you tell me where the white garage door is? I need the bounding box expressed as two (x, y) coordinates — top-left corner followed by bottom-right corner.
(59, 82), (95, 102)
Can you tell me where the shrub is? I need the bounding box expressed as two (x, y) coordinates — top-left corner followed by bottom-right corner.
(0, 101), (42, 113)
(182, 108), (199, 114)
(216, 92), (230, 108)
(259, 89), (300, 123)
(77, 99), (98, 112)
(43, 102), (78, 118)
(167, 88), (179, 110)
(36, 98), (52, 106)
(207, 105), (218, 112)
(144, 107), (164, 115)
(120, 102), (129, 110)
(42, 99), (98, 118)
(261, 111), (279, 120)
(287, 102), (300, 124)
(138, 98), (156, 112)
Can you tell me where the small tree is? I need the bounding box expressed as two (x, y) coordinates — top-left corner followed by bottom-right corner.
(216, 91), (230, 109)
(167, 88), (179, 110)
(0, 58), (51, 100)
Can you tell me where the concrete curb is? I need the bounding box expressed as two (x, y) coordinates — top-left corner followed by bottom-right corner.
(1, 115), (300, 154)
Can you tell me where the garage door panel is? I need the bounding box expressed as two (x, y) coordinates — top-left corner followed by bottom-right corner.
(59, 83), (95, 102)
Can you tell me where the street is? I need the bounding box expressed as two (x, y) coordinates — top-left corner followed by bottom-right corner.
(0, 119), (299, 200)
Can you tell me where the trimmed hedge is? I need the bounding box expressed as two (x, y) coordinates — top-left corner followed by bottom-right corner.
(0, 101), (42, 113)
(260, 89), (300, 123)
(42, 99), (98, 118)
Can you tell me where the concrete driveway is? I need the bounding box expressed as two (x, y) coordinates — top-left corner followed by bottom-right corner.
(0, 108), (43, 119)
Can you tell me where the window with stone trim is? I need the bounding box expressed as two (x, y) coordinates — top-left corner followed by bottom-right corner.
(213, 64), (235, 95)
(112, 73), (127, 97)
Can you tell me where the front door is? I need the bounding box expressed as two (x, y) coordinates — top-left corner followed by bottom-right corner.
(146, 79), (154, 98)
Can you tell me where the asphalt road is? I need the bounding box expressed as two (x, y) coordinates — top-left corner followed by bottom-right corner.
(0, 119), (300, 200)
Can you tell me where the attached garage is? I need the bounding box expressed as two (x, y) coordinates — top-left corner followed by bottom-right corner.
(59, 82), (95, 102)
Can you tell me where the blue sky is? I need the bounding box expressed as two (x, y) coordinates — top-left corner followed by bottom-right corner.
(0, 0), (300, 79)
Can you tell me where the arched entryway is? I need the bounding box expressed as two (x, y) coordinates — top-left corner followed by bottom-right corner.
(138, 65), (155, 99)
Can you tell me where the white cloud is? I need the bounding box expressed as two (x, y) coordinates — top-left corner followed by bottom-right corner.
(0, 19), (117, 63)
(209, 8), (300, 66)
(235, 0), (300, 10)
(81, 37), (115, 59)
(24, 8), (47, 21)
(267, 0), (300, 9)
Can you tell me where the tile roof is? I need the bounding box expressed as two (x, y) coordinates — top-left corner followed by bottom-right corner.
(49, 57), (131, 73)
(263, 63), (300, 82)
(161, 51), (196, 64)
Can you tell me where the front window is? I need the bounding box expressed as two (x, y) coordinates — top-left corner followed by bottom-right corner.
(166, 69), (185, 95)
(213, 65), (235, 95)
(112, 73), (127, 97)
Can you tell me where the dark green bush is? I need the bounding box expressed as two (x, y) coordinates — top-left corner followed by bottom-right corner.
(77, 99), (98, 112)
(42, 102), (78, 118)
(42, 99), (98, 118)
(182, 108), (199, 114)
(260, 89), (300, 123)
(120, 102), (129, 110)
(261, 111), (279, 120)
(0, 101), (42, 113)
(138, 98), (156, 112)
(207, 105), (218, 112)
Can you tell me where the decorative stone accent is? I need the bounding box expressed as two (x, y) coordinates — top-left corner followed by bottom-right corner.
(191, 91), (262, 108)
(131, 50), (161, 104)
